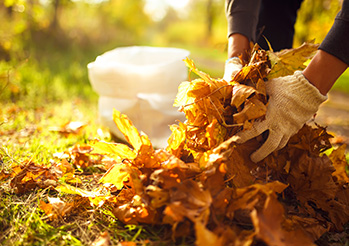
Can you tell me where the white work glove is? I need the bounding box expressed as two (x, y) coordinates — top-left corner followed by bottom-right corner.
(223, 57), (243, 82)
(235, 71), (327, 163)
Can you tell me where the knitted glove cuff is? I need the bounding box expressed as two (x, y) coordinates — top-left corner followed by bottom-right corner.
(223, 57), (243, 82)
(292, 71), (328, 106)
(226, 57), (242, 65)
(270, 71), (327, 116)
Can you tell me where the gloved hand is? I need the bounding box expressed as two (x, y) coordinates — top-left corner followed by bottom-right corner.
(235, 71), (327, 163)
(223, 57), (243, 82)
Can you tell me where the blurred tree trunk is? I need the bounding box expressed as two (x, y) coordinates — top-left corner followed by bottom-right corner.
(0, 1), (12, 17)
(51, 0), (61, 31)
(206, 0), (214, 38)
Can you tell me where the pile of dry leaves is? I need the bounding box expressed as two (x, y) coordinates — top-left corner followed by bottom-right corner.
(3, 42), (349, 246)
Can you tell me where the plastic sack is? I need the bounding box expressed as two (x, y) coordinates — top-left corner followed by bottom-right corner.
(87, 46), (190, 148)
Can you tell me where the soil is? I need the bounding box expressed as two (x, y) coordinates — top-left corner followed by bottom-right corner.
(315, 90), (349, 150)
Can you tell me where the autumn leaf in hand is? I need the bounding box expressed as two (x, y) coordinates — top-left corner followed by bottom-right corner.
(268, 40), (319, 79)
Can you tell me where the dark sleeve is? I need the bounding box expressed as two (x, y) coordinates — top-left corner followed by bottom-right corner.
(225, 0), (261, 41)
(319, 0), (349, 65)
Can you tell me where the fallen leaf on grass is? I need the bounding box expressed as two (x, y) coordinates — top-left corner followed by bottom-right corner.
(10, 161), (58, 194)
(40, 197), (74, 221)
(99, 163), (129, 190)
(49, 121), (86, 136)
(55, 183), (110, 207)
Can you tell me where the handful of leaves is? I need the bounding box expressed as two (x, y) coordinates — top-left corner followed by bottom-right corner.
(6, 42), (349, 245)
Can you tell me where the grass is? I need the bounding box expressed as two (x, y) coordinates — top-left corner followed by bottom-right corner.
(1, 35), (349, 245)
(0, 37), (203, 245)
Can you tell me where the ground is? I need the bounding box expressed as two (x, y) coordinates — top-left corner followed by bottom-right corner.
(316, 90), (349, 150)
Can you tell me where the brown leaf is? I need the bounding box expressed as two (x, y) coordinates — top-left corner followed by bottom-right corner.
(112, 109), (153, 153)
(251, 194), (315, 246)
(227, 181), (288, 222)
(40, 197), (74, 221)
(90, 139), (136, 163)
(99, 163), (129, 190)
(268, 41), (319, 79)
(195, 221), (223, 246)
(231, 83), (258, 109)
(233, 97), (266, 124)
(327, 184), (349, 230)
(166, 122), (186, 158)
(50, 49), (349, 245)
(211, 137), (260, 188)
(69, 144), (97, 169)
(287, 215), (329, 242)
(49, 121), (86, 136)
(288, 153), (337, 205)
(160, 177), (212, 228)
(112, 197), (157, 224)
(10, 161), (58, 194)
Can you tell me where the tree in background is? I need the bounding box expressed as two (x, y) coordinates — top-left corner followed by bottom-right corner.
(0, 0), (344, 61)
(294, 0), (342, 46)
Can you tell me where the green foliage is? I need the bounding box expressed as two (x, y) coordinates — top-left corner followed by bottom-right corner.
(294, 0), (342, 46)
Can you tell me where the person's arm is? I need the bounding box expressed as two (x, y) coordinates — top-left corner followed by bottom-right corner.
(227, 33), (250, 60)
(225, 0), (261, 59)
(304, 0), (349, 95)
(234, 0), (349, 163)
(303, 50), (348, 95)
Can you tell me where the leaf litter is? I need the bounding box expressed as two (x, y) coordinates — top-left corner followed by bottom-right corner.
(2, 42), (349, 245)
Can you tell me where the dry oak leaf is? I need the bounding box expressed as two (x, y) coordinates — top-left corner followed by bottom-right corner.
(162, 179), (212, 225)
(210, 136), (261, 188)
(55, 183), (111, 207)
(325, 184), (349, 230)
(112, 109), (153, 153)
(287, 153), (337, 205)
(251, 193), (315, 246)
(112, 195), (157, 225)
(286, 152), (349, 230)
(40, 197), (74, 221)
(90, 139), (136, 163)
(112, 109), (158, 169)
(194, 220), (224, 246)
(234, 54), (270, 84)
(69, 144), (96, 168)
(233, 97), (267, 125)
(166, 122), (186, 158)
(268, 40), (319, 79)
(226, 181), (288, 221)
(231, 83), (260, 109)
(286, 124), (333, 156)
(10, 161), (58, 194)
(287, 215), (329, 242)
(99, 163), (129, 190)
(49, 121), (86, 136)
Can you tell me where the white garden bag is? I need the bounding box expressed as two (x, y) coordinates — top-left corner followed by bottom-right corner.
(87, 46), (190, 148)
